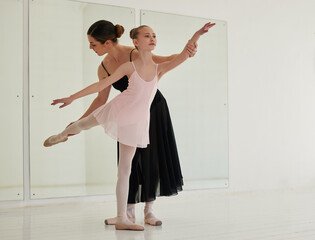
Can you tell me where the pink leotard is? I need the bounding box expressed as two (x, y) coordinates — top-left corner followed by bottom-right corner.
(93, 62), (158, 148)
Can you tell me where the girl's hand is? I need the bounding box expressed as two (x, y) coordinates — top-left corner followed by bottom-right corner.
(51, 97), (73, 108)
(198, 22), (216, 35)
(185, 42), (198, 58)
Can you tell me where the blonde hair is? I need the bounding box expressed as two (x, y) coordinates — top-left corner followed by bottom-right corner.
(129, 25), (149, 39)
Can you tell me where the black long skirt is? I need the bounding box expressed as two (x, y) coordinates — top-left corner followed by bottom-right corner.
(118, 89), (183, 203)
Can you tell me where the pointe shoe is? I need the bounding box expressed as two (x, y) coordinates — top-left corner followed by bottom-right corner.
(104, 216), (136, 225)
(115, 223), (144, 231)
(144, 217), (162, 226)
(104, 218), (116, 225)
(104, 218), (113, 225)
(43, 135), (68, 147)
(144, 212), (162, 226)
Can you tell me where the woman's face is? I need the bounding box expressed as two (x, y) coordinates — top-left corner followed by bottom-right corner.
(134, 27), (157, 50)
(87, 35), (107, 56)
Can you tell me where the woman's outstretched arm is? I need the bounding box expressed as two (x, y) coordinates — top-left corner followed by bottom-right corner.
(51, 62), (132, 108)
(158, 22), (215, 78)
(65, 65), (112, 136)
(77, 65), (112, 119)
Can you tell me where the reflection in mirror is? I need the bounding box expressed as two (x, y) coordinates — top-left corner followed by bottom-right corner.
(29, 0), (135, 199)
(0, 0), (23, 201)
(141, 10), (228, 189)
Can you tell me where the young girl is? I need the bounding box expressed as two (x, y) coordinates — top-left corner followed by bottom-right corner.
(85, 20), (197, 227)
(44, 22), (215, 231)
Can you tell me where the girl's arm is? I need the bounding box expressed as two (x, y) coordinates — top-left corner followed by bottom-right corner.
(152, 54), (177, 64)
(51, 62), (132, 108)
(65, 65), (112, 136)
(152, 42), (198, 63)
(158, 22), (215, 78)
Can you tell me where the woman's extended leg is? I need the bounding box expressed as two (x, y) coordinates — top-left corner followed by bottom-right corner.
(115, 143), (144, 231)
(44, 114), (99, 147)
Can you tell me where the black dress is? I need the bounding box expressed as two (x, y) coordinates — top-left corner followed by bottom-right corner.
(101, 50), (183, 203)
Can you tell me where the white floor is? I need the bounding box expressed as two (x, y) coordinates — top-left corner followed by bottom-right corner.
(1, 188), (315, 240)
(0, 179), (228, 201)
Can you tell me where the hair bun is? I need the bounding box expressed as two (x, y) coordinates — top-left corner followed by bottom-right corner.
(129, 28), (136, 39)
(115, 24), (125, 38)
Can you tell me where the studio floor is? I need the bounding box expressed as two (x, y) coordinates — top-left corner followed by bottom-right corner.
(1, 188), (315, 240)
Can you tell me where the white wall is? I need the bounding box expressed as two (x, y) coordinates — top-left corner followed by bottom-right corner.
(0, 0), (23, 192)
(82, 0), (315, 192)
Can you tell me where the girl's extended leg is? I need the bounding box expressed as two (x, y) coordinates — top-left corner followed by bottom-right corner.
(115, 143), (144, 231)
(144, 200), (162, 226)
(44, 114), (99, 147)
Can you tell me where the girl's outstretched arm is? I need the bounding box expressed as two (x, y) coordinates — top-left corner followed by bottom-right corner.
(51, 62), (132, 108)
(158, 22), (215, 78)
(152, 42), (198, 63)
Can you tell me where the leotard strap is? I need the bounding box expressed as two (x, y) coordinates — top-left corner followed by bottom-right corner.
(101, 48), (136, 76)
(101, 62), (110, 76)
(131, 61), (136, 71)
(155, 64), (158, 77)
(130, 48), (136, 61)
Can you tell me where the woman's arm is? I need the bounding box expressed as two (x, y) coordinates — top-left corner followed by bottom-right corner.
(158, 22), (215, 78)
(76, 65), (111, 120)
(65, 66), (111, 136)
(51, 62), (132, 108)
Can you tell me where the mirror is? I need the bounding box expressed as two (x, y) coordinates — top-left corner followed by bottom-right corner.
(0, 0), (24, 201)
(141, 10), (229, 189)
(3, 0), (228, 201)
(29, 0), (135, 199)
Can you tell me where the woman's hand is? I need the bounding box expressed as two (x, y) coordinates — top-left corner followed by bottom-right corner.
(198, 22), (216, 35)
(51, 97), (73, 108)
(185, 42), (198, 58)
(187, 21), (216, 48)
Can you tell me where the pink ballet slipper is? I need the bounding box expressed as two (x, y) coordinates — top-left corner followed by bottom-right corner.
(104, 216), (135, 225)
(144, 212), (162, 226)
(115, 223), (144, 231)
(43, 135), (68, 147)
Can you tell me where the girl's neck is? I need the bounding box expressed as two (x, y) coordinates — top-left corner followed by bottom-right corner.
(137, 50), (154, 65)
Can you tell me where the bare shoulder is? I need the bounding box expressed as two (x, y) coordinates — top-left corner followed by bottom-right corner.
(122, 61), (134, 70)
(97, 64), (108, 80)
(121, 45), (138, 61)
(117, 45), (136, 58)
(115, 61), (134, 75)
(123, 45), (136, 52)
(130, 48), (139, 60)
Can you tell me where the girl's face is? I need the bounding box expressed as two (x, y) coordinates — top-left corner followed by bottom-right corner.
(134, 27), (157, 51)
(87, 35), (108, 56)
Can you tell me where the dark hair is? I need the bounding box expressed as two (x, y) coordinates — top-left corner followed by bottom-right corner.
(129, 25), (149, 39)
(87, 20), (124, 44)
